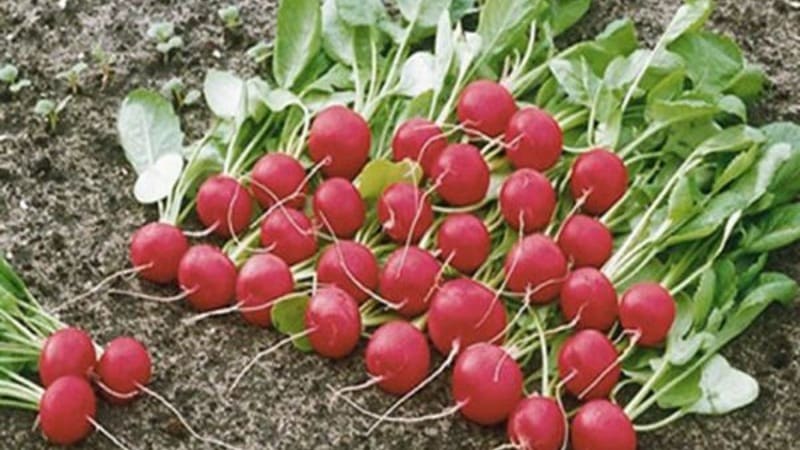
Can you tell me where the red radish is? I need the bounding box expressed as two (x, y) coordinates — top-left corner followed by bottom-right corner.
(308, 105), (371, 179)
(235, 254), (294, 327)
(432, 143), (490, 206)
(129, 222), (189, 284)
(379, 247), (441, 317)
(560, 268), (618, 331)
(619, 282), (676, 347)
(392, 118), (448, 178)
(557, 214), (613, 268)
(38, 375), (97, 445)
(505, 107), (563, 171)
(504, 234), (567, 303)
(178, 245), (237, 311)
(377, 183), (434, 244)
(571, 400), (637, 450)
(317, 241), (379, 304)
(507, 396), (566, 450)
(436, 213), (490, 274)
(95, 337), (152, 404)
(365, 321), (431, 395)
(452, 343), (523, 425)
(251, 153), (308, 209)
(260, 208), (317, 265)
(38, 327), (96, 387)
(457, 80), (518, 137)
(305, 286), (362, 359)
(570, 149), (628, 214)
(313, 177), (365, 239)
(558, 329), (620, 400)
(499, 168), (556, 233)
(427, 278), (507, 354)
(196, 174), (253, 237)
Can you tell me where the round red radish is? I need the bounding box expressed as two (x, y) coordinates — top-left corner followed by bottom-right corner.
(260, 208), (317, 265)
(377, 182), (434, 244)
(365, 321), (430, 395)
(196, 174), (253, 237)
(558, 329), (620, 400)
(308, 105), (371, 179)
(507, 396), (566, 450)
(313, 177), (365, 238)
(178, 245), (237, 311)
(560, 268), (618, 331)
(557, 214), (613, 268)
(436, 213), (490, 274)
(500, 168), (556, 233)
(379, 247), (441, 317)
(504, 234), (567, 303)
(95, 337), (152, 404)
(316, 241), (378, 304)
(432, 143), (490, 206)
(452, 343), (523, 425)
(457, 80), (517, 137)
(305, 286), (362, 359)
(129, 222), (189, 284)
(571, 400), (637, 450)
(39, 327), (97, 387)
(505, 107), (563, 171)
(235, 254), (294, 327)
(39, 375), (96, 445)
(427, 278), (507, 354)
(570, 149), (628, 214)
(251, 153), (308, 210)
(392, 118), (448, 178)
(619, 282), (676, 347)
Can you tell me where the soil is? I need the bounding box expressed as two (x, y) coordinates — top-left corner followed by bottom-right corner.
(0, 0), (798, 449)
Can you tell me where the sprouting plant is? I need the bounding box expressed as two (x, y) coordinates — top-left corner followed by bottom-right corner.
(34, 96), (72, 131)
(245, 41), (271, 66)
(0, 63), (32, 94)
(146, 21), (183, 63)
(218, 5), (241, 30)
(56, 62), (88, 94)
(92, 44), (116, 89)
(160, 77), (201, 109)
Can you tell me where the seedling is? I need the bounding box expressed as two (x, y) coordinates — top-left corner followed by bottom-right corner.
(56, 62), (88, 94)
(146, 21), (183, 63)
(34, 96), (72, 131)
(245, 41), (271, 66)
(0, 63), (32, 94)
(218, 5), (241, 30)
(91, 44), (116, 89)
(160, 77), (201, 108)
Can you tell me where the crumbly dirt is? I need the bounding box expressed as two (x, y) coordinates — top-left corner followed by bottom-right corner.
(0, 1), (797, 449)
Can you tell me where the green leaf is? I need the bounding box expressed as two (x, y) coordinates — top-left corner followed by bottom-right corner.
(661, 0), (713, 45)
(656, 362), (702, 409)
(432, 11), (455, 93)
(725, 63), (765, 101)
(450, 0), (475, 21)
(692, 268), (716, 330)
(476, 0), (539, 65)
(335, 0), (386, 27)
(322, 0), (356, 65)
(133, 153), (184, 204)
(761, 122), (800, 205)
(274, 0), (322, 89)
(549, 57), (599, 106)
(547, 0), (591, 36)
(687, 355), (759, 415)
(398, 0), (453, 30)
(116, 89), (184, 175)
(669, 31), (744, 94)
(264, 88), (304, 112)
(271, 295), (312, 351)
(354, 159), (423, 201)
(712, 144), (759, 193)
(203, 70), (246, 120)
(0, 64), (19, 83)
(667, 175), (697, 221)
(742, 204), (800, 253)
(396, 52), (436, 97)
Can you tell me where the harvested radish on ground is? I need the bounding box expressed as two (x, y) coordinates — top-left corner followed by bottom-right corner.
(557, 214), (613, 268)
(432, 143), (490, 206)
(259, 208), (317, 265)
(500, 168), (556, 233)
(95, 336), (152, 404)
(250, 153), (308, 209)
(452, 343), (523, 425)
(392, 118), (448, 178)
(560, 268), (618, 331)
(313, 177), (365, 239)
(619, 282), (676, 347)
(570, 149), (628, 214)
(379, 247), (441, 317)
(39, 375), (98, 445)
(196, 174), (253, 237)
(505, 107), (563, 171)
(129, 222), (189, 284)
(316, 241), (379, 304)
(504, 234), (568, 302)
(306, 286), (362, 359)
(377, 182), (434, 244)
(178, 244), (238, 311)
(558, 329), (621, 400)
(571, 399), (637, 450)
(507, 396), (566, 450)
(38, 327), (97, 387)
(365, 321), (430, 395)
(436, 213), (491, 273)
(457, 80), (517, 137)
(235, 254), (294, 327)
(308, 105), (371, 179)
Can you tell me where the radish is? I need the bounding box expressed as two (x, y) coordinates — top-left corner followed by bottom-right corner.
(95, 336), (152, 404)
(196, 174), (253, 237)
(365, 321), (430, 395)
(129, 222), (189, 284)
(392, 118), (448, 178)
(235, 254), (295, 327)
(457, 80), (518, 137)
(313, 177), (365, 239)
(305, 286), (362, 359)
(505, 107), (563, 171)
(436, 213), (490, 274)
(507, 396), (566, 450)
(377, 182), (434, 244)
(499, 168), (556, 233)
(317, 241), (379, 304)
(452, 343), (523, 425)
(260, 207), (318, 265)
(38, 327), (96, 387)
(557, 214), (613, 268)
(571, 400), (637, 450)
(570, 149), (628, 214)
(504, 234), (567, 303)
(308, 105), (371, 179)
(178, 244), (238, 311)
(38, 375), (97, 446)
(251, 153), (308, 210)
(560, 268), (618, 331)
(378, 247), (441, 317)
(558, 329), (621, 400)
(619, 282), (676, 347)
(432, 143), (490, 206)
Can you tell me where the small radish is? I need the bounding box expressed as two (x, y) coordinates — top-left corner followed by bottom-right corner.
(365, 321), (431, 395)
(377, 182), (434, 244)
(196, 174), (253, 237)
(392, 118), (448, 178)
(432, 143), (490, 206)
(500, 168), (556, 233)
(38, 375), (97, 445)
(95, 337), (152, 404)
(507, 396), (566, 450)
(452, 343), (523, 425)
(251, 153), (308, 210)
(38, 327), (97, 387)
(305, 286), (362, 359)
(570, 149), (628, 214)
(379, 247), (441, 317)
(129, 222), (189, 284)
(178, 244), (237, 311)
(558, 329), (620, 400)
(436, 213), (490, 274)
(557, 214), (613, 268)
(504, 234), (567, 303)
(619, 282), (676, 347)
(308, 105), (371, 179)
(260, 207), (317, 265)
(317, 241), (379, 303)
(560, 268), (618, 331)
(313, 177), (365, 239)
(505, 107), (563, 171)
(457, 80), (518, 137)
(236, 254), (294, 327)
(571, 400), (637, 450)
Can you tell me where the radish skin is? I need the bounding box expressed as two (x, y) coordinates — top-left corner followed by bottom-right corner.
(235, 254), (294, 327)
(260, 208), (317, 265)
(436, 213), (490, 274)
(432, 143), (490, 207)
(129, 222), (189, 284)
(178, 245), (238, 311)
(95, 337), (152, 404)
(392, 118), (448, 178)
(505, 107), (563, 171)
(308, 105), (371, 180)
(196, 174), (253, 237)
(251, 153), (308, 210)
(507, 396), (566, 450)
(571, 399), (637, 450)
(500, 168), (556, 233)
(452, 343), (523, 425)
(557, 214), (613, 268)
(313, 178), (365, 239)
(39, 375), (97, 446)
(379, 247), (441, 317)
(619, 282), (676, 347)
(38, 327), (97, 388)
(365, 321), (431, 395)
(377, 183), (434, 244)
(560, 268), (618, 332)
(457, 80), (518, 137)
(570, 149), (628, 215)
(558, 329), (621, 400)
(316, 241), (379, 304)
(504, 234), (567, 303)
(305, 287), (362, 359)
